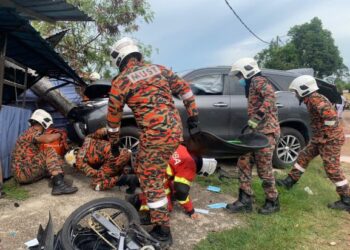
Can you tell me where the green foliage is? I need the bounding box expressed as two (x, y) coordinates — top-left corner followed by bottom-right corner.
(32, 0), (154, 79)
(335, 78), (350, 92)
(195, 158), (348, 249)
(2, 178), (29, 200)
(256, 17), (348, 78)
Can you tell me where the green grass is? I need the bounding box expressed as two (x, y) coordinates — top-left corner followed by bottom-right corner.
(195, 158), (348, 250)
(2, 178), (29, 200)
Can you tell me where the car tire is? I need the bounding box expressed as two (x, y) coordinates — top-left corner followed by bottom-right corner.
(273, 127), (306, 169)
(119, 125), (141, 154)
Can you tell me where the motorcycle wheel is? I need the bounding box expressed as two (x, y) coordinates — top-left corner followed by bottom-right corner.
(59, 197), (140, 250)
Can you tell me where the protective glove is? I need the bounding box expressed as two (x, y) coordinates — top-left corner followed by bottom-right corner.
(187, 116), (200, 130)
(247, 118), (259, 129)
(111, 143), (120, 157)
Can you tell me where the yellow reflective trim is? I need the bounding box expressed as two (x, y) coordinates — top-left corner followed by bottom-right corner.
(166, 165), (173, 176)
(174, 176), (191, 186)
(165, 188), (171, 195)
(178, 196), (190, 204)
(140, 205), (150, 211)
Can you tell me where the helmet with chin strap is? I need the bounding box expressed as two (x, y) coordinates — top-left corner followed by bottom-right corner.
(193, 156), (217, 177)
(289, 75), (319, 98)
(29, 109), (53, 129)
(230, 57), (261, 79)
(110, 37), (142, 70)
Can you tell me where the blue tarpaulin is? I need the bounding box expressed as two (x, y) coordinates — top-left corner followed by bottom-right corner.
(0, 105), (31, 179)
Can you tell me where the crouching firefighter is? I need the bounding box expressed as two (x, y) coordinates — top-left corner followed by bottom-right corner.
(64, 127), (138, 192)
(11, 109), (78, 195)
(107, 37), (199, 246)
(277, 75), (350, 211)
(129, 144), (217, 220)
(226, 58), (280, 214)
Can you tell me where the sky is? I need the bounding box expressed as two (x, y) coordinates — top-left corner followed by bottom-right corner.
(133, 0), (350, 75)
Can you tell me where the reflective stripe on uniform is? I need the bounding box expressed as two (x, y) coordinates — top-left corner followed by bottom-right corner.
(174, 176), (192, 186)
(294, 163), (305, 173)
(140, 205), (150, 211)
(324, 120), (336, 126)
(165, 188), (171, 195)
(181, 90), (193, 100)
(106, 125), (120, 133)
(166, 165), (173, 176)
(147, 197), (168, 209)
(178, 195), (190, 204)
(335, 179), (348, 187)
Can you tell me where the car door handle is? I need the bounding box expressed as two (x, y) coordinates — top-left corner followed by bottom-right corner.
(213, 102), (228, 107)
(276, 103), (284, 108)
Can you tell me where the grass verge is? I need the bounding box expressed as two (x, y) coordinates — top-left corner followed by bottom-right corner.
(2, 178), (29, 200)
(195, 158), (350, 250)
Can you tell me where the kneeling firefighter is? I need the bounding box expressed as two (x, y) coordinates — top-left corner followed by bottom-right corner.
(129, 144), (217, 220)
(277, 75), (350, 211)
(226, 58), (280, 215)
(64, 127), (138, 192)
(11, 109), (78, 195)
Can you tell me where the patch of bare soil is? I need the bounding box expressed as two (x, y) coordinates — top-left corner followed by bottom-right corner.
(0, 168), (240, 250)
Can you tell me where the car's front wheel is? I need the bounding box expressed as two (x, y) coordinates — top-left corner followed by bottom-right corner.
(119, 125), (140, 154)
(273, 127), (306, 169)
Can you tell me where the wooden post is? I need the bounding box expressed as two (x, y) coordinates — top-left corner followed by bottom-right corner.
(0, 32), (7, 110)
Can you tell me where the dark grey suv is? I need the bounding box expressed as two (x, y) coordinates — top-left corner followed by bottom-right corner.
(68, 66), (322, 168)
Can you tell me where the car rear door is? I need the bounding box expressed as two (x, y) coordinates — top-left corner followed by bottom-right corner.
(225, 75), (249, 138)
(179, 73), (231, 139)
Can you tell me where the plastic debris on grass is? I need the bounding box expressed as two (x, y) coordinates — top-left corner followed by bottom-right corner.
(207, 185), (221, 193)
(207, 203), (227, 209)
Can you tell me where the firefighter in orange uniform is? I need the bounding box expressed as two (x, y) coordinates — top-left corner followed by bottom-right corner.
(64, 128), (137, 191)
(11, 109), (78, 195)
(107, 37), (199, 246)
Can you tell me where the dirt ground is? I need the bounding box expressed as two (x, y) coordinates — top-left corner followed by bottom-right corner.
(0, 167), (240, 250)
(1, 110), (350, 250)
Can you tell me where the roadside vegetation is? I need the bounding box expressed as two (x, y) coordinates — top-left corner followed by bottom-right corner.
(195, 158), (350, 249)
(2, 178), (29, 200)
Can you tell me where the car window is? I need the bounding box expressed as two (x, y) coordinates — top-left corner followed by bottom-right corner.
(189, 74), (223, 95)
(264, 74), (294, 91)
(227, 75), (245, 95)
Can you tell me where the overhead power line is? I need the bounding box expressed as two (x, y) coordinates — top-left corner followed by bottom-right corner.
(224, 0), (270, 44)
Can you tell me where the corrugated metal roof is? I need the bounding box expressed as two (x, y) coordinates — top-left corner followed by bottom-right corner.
(0, 0), (92, 22)
(1, 8), (85, 84)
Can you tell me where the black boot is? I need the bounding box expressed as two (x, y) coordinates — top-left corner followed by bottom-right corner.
(52, 174), (78, 195)
(328, 195), (350, 211)
(276, 176), (296, 190)
(226, 189), (253, 213)
(258, 196), (280, 215)
(149, 225), (173, 248)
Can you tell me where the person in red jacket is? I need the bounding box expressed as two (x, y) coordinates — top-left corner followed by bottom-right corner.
(129, 144), (217, 220)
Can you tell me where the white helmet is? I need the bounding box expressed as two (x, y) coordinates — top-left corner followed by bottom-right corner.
(230, 57), (261, 79)
(110, 37), (142, 69)
(29, 109), (53, 129)
(64, 148), (79, 167)
(89, 72), (101, 81)
(198, 158), (217, 176)
(289, 75), (319, 98)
